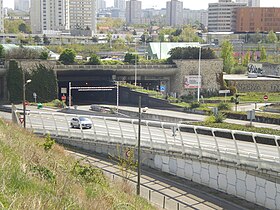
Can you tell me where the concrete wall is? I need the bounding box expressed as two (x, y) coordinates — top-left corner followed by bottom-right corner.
(172, 59), (223, 97)
(55, 137), (280, 210)
(227, 79), (280, 92)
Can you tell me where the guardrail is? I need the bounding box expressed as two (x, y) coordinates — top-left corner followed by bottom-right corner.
(54, 64), (177, 70)
(15, 111), (280, 172)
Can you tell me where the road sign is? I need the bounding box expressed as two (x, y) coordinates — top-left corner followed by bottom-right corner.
(160, 86), (166, 92)
(33, 92), (37, 98)
(61, 88), (67, 94)
(263, 95), (268, 101)
(61, 95), (66, 101)
(19, 117), (24, 124)
(219, 90), (230, 94)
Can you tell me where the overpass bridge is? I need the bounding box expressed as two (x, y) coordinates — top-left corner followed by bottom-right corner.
(14, 109), (280, 210)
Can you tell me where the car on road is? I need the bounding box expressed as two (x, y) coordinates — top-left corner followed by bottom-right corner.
(70, 117), (92, 129)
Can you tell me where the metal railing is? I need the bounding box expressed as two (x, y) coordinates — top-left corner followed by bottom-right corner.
(15, 111), (280, 172)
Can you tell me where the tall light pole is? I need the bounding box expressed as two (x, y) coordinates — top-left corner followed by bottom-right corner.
(23, 73), (31, 128)
(134, 40), (137, 86)
(197, 46), (201, 102)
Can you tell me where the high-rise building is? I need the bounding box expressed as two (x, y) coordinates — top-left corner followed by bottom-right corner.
(236, 7), (280, 32)
(183, 9), (208, 28)
(0, 0), (3, 33)
(235, 0), (260, 7)
(114, 0), (125, 10)
(166, 0), (183, 27)
(69, 0), (97, 35)
(126, 0), (142, 25)
(208, 0), (247, 32)
(97, 0), (106, 11)
(30, 0), (69, 34)
(14, 0), (30, 13)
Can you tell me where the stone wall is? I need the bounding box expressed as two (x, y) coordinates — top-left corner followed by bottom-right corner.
(226, 79), (280, 92)
(55, 137), (280, 210)
(262, 63), (280, 77)
(172, 59), (223, 96)
(6, 60), (57, 72)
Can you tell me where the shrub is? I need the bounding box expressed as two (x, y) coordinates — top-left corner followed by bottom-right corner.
(52, 99), (65, 108)
(190, 101), (200, 109)
(87, 54), (101, 65)
(217, 102), (231, 111)
(215, 112), (226, 123)
(101, 60), (124, 65)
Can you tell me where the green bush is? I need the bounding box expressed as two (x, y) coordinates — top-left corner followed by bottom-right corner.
(101, 60), (124, 65)
(217, 102), (231, 111)
(190, 101), (200, 109)
(205, 112), (226, 123)
(52, 99), (65, 108)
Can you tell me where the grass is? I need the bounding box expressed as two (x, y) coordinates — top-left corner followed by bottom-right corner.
(0, 119), (155, 210)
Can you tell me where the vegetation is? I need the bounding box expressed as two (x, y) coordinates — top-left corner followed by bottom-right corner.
(168, 47), (216, 61)
(221, 40), (235, 73)
(7, 60), (23, 103)
(87, 54), (102, 65)
(0, 119), (155, 209)
(124, 53), (139, 65)
(59, 48), (76, 65)
(4, 19), (31, 34)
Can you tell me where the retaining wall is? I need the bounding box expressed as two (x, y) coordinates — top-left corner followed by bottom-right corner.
(55, 137), (280, 210)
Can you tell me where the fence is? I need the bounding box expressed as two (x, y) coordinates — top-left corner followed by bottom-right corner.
(15, 111), (280, 172)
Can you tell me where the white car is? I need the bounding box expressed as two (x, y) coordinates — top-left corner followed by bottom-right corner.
(70, 117), (92, 129)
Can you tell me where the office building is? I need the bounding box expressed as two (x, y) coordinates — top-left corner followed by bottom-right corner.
(208, 0), (246, 32)
(69, 0), (97, 35)
(30, 0), (69, 34)
(97, 0), (106, 11)
(166, 0), (183, 27)
(114, 0), (125, 10)
(236, 7), (280, 32)
(126, 0), (142, 24)
(14, 0), (30, 12)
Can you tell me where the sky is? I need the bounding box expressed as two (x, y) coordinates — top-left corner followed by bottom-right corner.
(3, 0), (280, 10)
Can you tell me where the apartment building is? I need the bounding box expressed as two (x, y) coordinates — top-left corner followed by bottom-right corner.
(208, 0), (247, 32)
(69, 0), (97, 35)
(126, 0), (142, 25)
(183, 9), (208, 27)
(236, 7), (280, 32)
(14, 0), (30, 12)
(166, 0), (183, 27)
(235, 0), (260, 7)
(30, 0), (69, 34)
(114, 0), (125, 10)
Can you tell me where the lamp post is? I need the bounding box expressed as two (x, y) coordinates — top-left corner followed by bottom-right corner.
(134, 40), (137, 86)
(23, 74), (31, 128)
(197, 46), (201, 102)
(136, 96), (148, 195)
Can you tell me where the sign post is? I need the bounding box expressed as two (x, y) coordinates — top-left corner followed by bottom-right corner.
(247, 110), (255, 126)
(33, 92), (37, 103)
(263, 95), (268, 111)
(219, 90), (230, 102)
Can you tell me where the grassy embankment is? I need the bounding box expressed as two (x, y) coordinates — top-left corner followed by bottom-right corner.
(0, 119), (155, 210)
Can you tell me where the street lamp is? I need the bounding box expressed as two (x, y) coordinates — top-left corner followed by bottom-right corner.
(134, 40), (138, 86)
(136, 96), (148, 195)
(23, 78), (31, 128)
(197, 46), (201, 102)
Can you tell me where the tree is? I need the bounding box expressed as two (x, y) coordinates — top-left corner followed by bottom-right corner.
(107, 33), (112, 48)
(7, 60), (23, 103)
(34, 35), (41, 44)
(0, 45), (5, 58)
(267, 30), (277, 43)
(43, 34), (51, 45)
(124, 53), (138, 64)
(88, 54), (101, 65)
(18, 23), (30, 34)
(168, 47), (216, 60)
(59, 48), (76, 65)
(242, 51), (250, 67)
(39, 51), (49, 60)
(260, 46), (267, 61)
(221, 40), (235, 73)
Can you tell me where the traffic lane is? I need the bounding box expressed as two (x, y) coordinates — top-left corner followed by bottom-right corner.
(25, 114), (279, 163)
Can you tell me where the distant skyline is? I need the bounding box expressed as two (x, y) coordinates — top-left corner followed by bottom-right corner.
(4, 0), (280, 10)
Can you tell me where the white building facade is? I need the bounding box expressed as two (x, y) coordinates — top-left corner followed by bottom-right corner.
(0, 0), (3, 33)
(14, 0), (30, 13)
(235, 0), (260, 7)
(166, 0), (183, 27)
(183, 9), (208, 28)
(208, 0), (246, 32)
(126, 0), (142, 25)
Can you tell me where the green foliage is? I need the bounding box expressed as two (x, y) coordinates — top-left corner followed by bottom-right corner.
(59, 48), (76, 65)
(267, 30), (278, 43)
(72, 160), (107, 185)
(101, 60), (124, 65)
(33, 35), (41, 44)
(51, 99), (65, 108)
(242, 51), (250, 67)
(260, 46), (267, 61)
(221, 40), (235, 73)
(30, 165), (56, 182)
(5, 47), (43, 60)
(43, 134), (55, 152)
(232, 65), (247, 74)
(168, 47), (216, 60)
(124, 53), (138, 64)
(205, 112), (226, 123)
(0, 44), (5, 58)
(4, 19), (31, 34)
(39, 51), (49, 60)
(43, 34), (50, 45)
(18, 23), (31, 34)
(28, 64), (58, 102)
(217, 102), (231, 111)
(7, 60), (23, 103)
(190, 101), (200, 109)
(88, 54), (101, 65)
